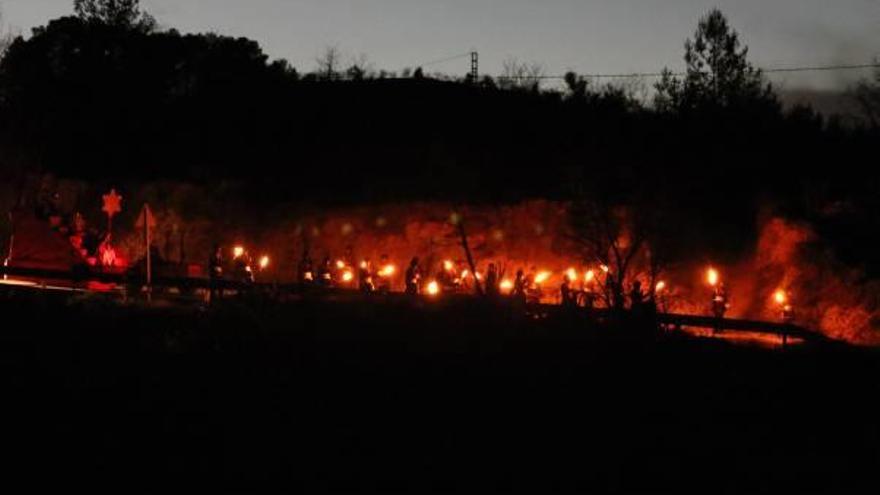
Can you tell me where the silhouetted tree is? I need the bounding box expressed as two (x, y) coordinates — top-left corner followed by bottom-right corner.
(73, 0), (156, 32)
(564, 72), (588, 100)
(343, 54), (372, 81)
(498, 57), (544, 92)
(315, 45), (343, 81)
(853, 65), (880, 128)
(654, 9), (776, 112)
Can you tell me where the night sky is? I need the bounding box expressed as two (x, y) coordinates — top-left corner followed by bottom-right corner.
(4, 0), (879, 90)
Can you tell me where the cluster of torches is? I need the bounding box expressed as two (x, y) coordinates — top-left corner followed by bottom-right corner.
(232, 245), (271, 272)
(222, 246), (795, 322)
(705, 266), (794, 323)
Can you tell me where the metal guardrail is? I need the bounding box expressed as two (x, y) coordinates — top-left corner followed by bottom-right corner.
(0, 264), (826, 345)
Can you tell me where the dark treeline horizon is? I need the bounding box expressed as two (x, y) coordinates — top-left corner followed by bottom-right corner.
(1, 2), (879, 273)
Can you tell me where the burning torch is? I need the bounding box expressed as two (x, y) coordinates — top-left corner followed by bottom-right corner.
(774, 289), (795, 324)
(707, 267), (727, 320)
(425, 280), (440, 296)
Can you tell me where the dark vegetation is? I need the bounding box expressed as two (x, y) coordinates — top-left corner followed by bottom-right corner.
(1, 289), (878, 491)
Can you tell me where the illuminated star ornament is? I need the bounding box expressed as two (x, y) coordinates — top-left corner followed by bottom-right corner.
(102, 188), (123, 218)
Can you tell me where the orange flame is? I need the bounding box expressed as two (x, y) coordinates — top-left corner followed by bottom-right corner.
(380, 264), (396, 277)
(426, 281), (440, 296)
(500, 279), (514, 292)
(535, 271), (551, 285)
(342, 270), (354, 283)
(774, 289), (787, 305)
(233, 246), (245, 259)
(707, 268), (719, 287)
(566, 268), (578, 281)
(259, 255), (270, 270)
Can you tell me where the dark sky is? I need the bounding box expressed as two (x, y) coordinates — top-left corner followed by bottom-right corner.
(4, 0), (879, 90)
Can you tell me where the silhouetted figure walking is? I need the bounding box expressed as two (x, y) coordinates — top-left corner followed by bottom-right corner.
(318, 256), (333, 287)
(560, 274), (576, 308)
(209, 243), (224, 303)
(630, 281), (645, 312)
(485, 263), (499, 298)
(233, 251), (254, 285)
(712, 283), (728, 319)
(405, 257), (421, 295)
(359, 259), (375, 293)
(511, 269), (527, 303)
(298, 254), (314, 285)
(711, 282), (729, 334)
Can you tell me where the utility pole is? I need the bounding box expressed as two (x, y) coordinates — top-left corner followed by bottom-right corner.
(470, 51), (479, 82)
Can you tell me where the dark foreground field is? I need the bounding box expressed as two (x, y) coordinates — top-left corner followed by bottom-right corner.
(1, 289), (878, 492)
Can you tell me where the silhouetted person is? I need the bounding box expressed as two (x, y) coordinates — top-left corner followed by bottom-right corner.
(209, 244), (224, 302)
(782, 303), (795, 324)
(525, 266), (539, 303)
(298, 254), (314, 285)
(511, 269), (527, 303)
(560, 275), (576, 308)
(711, 282), (729, 335)
(318, 256), (333, 287)
(359, 259), (375, 293)
(233, 251), (254, 285)
(712, 283), (728, 319)
(437, 262), (455, 292)
(405, 257), (421, 295)
(630, 281), (645, 311)
(485, 263), (499, 298)
(580, 280), (596, 310)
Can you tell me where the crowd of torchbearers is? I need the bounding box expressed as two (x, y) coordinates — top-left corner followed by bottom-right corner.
(6, 187), (795, 325)
(205, 244), (797, 325)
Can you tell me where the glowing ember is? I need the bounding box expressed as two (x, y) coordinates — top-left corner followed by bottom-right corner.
(443, 260), (454, 271)
(655, 280), (667, 292)
(233, 246), (245, 259)
(259, 255), (270, 270)
(426, 281), (440, 296)
(774, 289), (787, 305)
(336, 260), (346, 269)
(566, 268), (578, 281)
(360, 260), (368, 269)
(585, 270), (595, 283)
(379, 264), (396, 277)
(535, 271), (551, 285)
(342, 270), (354, 282)
(600, 265), (610, 274)
(707, 268), (719, 287)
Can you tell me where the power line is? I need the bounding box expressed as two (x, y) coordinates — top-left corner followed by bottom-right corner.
(496, 62), (880, 80)
(416, 52), (473, 68)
